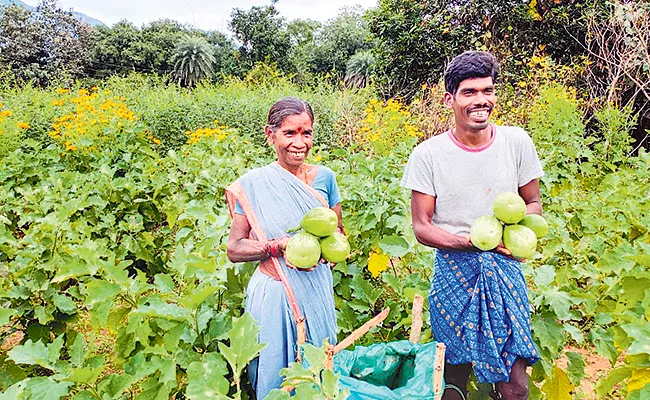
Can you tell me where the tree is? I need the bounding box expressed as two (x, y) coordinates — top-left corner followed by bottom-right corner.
(285, 18), (321, 82)
(90, 19), (190, 78)
(584, 0), (650, 107)
(345, 50), (375, 88)
(310, 6), (372, 76)
(204, 30), (240, 78)
(0, 0), (95, 86)
(171, 35), (216, 87)
(89, 19), (237, 79)
(90, 20), (152, 77)
(367, 0), (606, 99)
(583, 0), (650, 151)
(141, 19), (190, 72)
(228, 3), (291, 71)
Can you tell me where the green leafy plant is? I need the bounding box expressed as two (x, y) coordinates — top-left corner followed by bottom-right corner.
(266, 340), (350, 400)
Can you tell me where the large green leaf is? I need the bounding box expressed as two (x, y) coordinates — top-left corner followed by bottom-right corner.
(217, 313), (266, 379)
(264, 390), (291, 400)
(532, 313), (563, 356)
(83, 279), (121, 307)
(185, 352), (230, 400)
(320, 368), (341, 399)
(565, 351), (585, 386)
(596, 366), (633, 397)
(68, 333), (86, 367)
(378, 235), (410, 257)
(23, 377), (73, 400)
(541, 366), (573, 400)
(540, 290), (576, 321)
(51, 293), (77, 314)
(7, 340), (49, 368)
(130, 298), (191, 322)
(51, 259), (92, 283)
(533, 265), (555, 287)
(589, 327), (619, 365)
(0, 308), (17, 325)
(621, 324), (650, 356)
(66, 365), (105, 384)
(349, 274), (382, 309)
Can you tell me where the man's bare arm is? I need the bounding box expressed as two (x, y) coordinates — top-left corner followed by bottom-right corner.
(519, 179), (542, 215)
(411, 191), (475, 251)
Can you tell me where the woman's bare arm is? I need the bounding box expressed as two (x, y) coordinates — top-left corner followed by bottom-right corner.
(227, 213), (286, 262)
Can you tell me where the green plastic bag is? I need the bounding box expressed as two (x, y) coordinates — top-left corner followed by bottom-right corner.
(333, 340), (444, 399)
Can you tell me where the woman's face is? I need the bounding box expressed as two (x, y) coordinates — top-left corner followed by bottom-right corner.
(266, 112), (314, 170)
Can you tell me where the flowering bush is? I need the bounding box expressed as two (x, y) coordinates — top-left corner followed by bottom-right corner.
(185, 120), (234, 145)
(47, 87), (156, 155)
(410, 82), (454, 139)
(0, 103), (27, 157)
(357, 98), (420, 156)
(492, 53), (586, 128)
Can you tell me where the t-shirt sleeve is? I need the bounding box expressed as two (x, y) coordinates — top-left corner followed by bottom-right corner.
(400, 144), (436, 196)
(325, 168), (341, 207)
(517, 129), (545, 187)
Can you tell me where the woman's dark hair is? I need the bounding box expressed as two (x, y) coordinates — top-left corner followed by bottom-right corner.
(266, 97), (314, 132)
(444, 51), (499, 96)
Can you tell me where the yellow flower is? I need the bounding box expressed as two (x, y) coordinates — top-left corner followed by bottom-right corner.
(55, 88), (70, 94)
(368, 251), (390, 278)
(65, 140), (77, 151)
(17, 122), (30, 129)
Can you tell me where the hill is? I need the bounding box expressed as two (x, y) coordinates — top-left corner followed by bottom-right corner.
(0, 0), (104, 26)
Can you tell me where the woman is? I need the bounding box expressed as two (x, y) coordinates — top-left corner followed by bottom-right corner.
(226, 97), (343, 398)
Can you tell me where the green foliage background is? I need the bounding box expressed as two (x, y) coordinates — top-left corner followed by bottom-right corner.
(0, 73), (649, 399)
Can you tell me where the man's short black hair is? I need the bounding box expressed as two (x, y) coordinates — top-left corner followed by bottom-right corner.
(444, 51), (499, 96)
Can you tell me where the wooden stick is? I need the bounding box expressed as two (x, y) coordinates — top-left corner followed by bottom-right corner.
(332, 307), (390, 355)
(433, 342), (446, 399)
(409, 294), (424, 344)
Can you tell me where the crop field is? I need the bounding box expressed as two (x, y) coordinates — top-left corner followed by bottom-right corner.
(0, 74), (649, 399)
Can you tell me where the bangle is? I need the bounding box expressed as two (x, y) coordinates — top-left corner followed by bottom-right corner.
(270, 240), (283, 258)
(263, 240), (283, 258)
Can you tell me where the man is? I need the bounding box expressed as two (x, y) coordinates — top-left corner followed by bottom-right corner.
(401, 51), (544, 399)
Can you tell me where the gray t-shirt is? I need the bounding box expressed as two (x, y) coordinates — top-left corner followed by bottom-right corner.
(401, 125), (544, 236)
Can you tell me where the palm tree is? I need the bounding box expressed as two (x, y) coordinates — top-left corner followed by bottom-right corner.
(344, 50), (375, 88)
(171, 35), (216, 87)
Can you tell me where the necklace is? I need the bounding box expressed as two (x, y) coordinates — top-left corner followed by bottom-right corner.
(302, 165), (310, 185)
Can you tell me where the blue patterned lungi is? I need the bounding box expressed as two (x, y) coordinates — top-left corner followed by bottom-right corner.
(429, 250), (539, 383)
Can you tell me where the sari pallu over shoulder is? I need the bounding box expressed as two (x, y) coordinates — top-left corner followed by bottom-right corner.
(225, 163), (338, 397)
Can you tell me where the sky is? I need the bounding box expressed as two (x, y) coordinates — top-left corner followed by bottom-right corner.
(22, 0), (379, 32)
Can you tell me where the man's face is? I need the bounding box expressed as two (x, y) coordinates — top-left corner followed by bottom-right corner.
(444, 77), (496, 132)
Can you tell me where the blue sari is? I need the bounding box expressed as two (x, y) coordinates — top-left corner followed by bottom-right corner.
(226, 162), (338, 399)
(429, 250), (538, 383)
